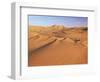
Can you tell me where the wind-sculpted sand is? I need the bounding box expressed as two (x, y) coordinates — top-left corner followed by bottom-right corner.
(28, 25), (88, 66)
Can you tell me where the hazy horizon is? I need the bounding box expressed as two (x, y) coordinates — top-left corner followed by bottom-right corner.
(28, 15), (88, 27)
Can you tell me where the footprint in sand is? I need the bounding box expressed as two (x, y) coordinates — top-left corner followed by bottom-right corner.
(82, 41), (87, 47)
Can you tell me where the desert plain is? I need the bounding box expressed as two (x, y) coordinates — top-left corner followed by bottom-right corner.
(28, 25), (88, 66)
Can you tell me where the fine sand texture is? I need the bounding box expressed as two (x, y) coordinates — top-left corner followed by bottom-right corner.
(28, 25), (88, 66)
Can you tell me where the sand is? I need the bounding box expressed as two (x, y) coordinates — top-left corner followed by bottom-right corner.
(28, 25), (88, 66)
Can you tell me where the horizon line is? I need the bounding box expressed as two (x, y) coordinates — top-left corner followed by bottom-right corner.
(29, 24), (88, 28)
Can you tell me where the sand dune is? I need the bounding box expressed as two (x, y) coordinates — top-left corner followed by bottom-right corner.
(29, 36), (56, 53)
(28, 25), (88, 66)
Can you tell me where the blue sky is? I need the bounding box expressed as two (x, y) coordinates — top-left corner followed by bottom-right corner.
(28, 15), (88, 27)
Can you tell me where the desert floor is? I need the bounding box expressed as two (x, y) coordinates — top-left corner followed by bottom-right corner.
(28, 25), (88, 66)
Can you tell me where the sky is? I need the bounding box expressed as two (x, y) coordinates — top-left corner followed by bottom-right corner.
(28, 15), (88, 27)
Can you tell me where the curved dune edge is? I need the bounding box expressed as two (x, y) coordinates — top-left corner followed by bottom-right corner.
(28, 36), (57, 53)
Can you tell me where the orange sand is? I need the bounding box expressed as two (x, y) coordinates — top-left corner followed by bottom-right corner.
(28, 25), (88, 66)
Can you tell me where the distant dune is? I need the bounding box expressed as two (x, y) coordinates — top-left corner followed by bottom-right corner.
(28, 25), (88, 66)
